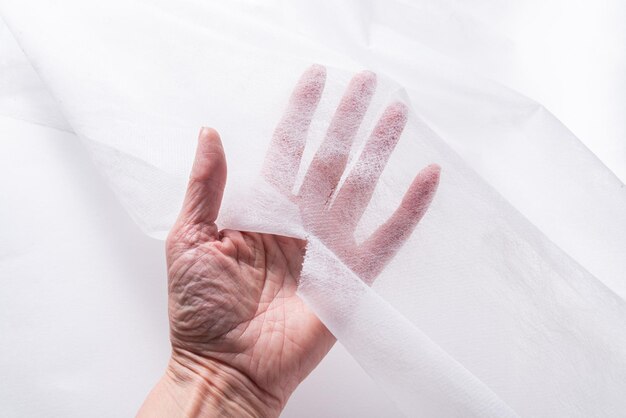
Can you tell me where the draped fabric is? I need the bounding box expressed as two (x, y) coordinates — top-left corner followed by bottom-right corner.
(1, 1), (625, 416)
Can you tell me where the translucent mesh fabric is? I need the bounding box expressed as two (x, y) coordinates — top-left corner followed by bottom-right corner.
(2, 0), (626, 416)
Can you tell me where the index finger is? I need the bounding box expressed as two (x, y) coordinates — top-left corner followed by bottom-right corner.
(263, 65), (327, 195)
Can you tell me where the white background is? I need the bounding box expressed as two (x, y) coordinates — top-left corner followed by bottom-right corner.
(1, 1), (624, 416)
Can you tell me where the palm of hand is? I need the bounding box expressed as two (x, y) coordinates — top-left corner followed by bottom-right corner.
(167, 224), (332, 405)
(165, 66), (440, 411)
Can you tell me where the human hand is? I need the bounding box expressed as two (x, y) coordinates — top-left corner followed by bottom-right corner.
(138, 66), (440, 418)
(264, 65), (440, 284)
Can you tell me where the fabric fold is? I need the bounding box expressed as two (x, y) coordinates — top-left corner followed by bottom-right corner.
(2, 0), (626, 416)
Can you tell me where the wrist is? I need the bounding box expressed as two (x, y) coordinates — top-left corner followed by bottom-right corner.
(138, 350), (281, 418)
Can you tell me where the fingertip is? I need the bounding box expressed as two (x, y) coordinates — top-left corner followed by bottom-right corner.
(302, 64), (327, 87)
(199, 127), (225, 159)
(362, 69), (376, 78)
(295, 65), (327, 103)
(384, 101), (409, 126)
(370, 101), (408, 141)
(191, 126), (226, 181)
(425, 163), (441, 181)
(199, 126), (209, 139)
(358, 70), (377, 85)
(199, 126), (222, 145)
(307, 64), (327, 80)
(415, 163), (441, 193)
(402, 163), (441, 211)
(353, 70), (377, 94)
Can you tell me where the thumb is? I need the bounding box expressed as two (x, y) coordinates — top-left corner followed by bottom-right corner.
(178, 127), (227, 230)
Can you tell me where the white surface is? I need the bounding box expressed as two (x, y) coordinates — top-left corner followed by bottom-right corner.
(0, 117), (168, 417)
(1, 0), (625, 416)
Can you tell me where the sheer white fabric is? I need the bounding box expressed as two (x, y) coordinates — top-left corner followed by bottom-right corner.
(1, 0), (625, 416)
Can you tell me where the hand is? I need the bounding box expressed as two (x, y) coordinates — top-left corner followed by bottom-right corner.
(264, 65), (440, 284)
(138, 66), (440, 417)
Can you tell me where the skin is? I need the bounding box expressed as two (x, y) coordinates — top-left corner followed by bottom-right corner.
(138, 66), (440, 417)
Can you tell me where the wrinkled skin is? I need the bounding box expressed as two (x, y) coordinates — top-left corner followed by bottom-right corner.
(141, 66), (440, 417)
(166, 208), (329, 413)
